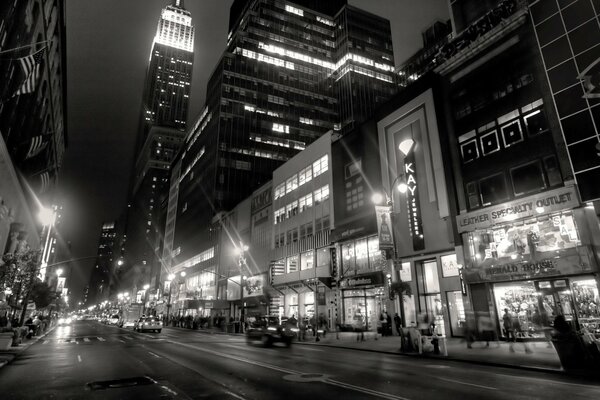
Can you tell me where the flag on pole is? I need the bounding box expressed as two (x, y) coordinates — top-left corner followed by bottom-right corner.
(25, 134), (50, 159)
(12, 48), (45, 97)
(39, 170), (51, 193)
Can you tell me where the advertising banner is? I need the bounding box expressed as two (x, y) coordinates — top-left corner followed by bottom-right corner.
(375, 205), (394, 250)
(56, 277), (66, 293)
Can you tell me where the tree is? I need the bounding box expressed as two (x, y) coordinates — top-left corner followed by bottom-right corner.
(1, 250), (42, 324)
(30, 282), (52, 309)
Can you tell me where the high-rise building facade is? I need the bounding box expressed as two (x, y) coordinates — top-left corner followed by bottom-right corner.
(123, 0), (194, 287)
(168, 0), (397, 270)
(86, 222), (117, 306)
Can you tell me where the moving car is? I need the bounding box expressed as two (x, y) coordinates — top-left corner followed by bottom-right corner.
(133, 317), (162, 333)
(108, 314), (120, 326)
(246, 316), (293, 347)
(58, 316), (72, 326)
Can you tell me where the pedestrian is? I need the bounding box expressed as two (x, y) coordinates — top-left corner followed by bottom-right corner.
(356, 314), (365, 342)
(380, 311), (389, 336)
(393, 313), (401, 336)
(502, 308), (516, 350)
(32, 315), (41, 336)
(298, 314), (306, 342)
(476, 312), (498, 348)
(386, 312), (392, 336)
(318, 313), (327, 338)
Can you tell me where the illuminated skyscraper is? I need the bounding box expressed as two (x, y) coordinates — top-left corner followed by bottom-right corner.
(166, 0), (396, 271)
(124, 1), (194, 286)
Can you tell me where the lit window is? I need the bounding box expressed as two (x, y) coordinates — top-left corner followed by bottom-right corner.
(299, 193), (313, 212)
(314, 185), (329, 204)
(274, 207), (286, 224)
(274, 183), (286, 199)
(313, 155), (328, 177)
(299, 165), (312, 186)
(286, 175), (298, 194)
(273, 123), (290, 133)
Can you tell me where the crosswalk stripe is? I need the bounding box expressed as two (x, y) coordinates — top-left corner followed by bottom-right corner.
(83, 338), (90, 342)
(97, 337), (106, 341)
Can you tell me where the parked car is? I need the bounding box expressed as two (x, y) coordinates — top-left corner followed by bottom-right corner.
(246, 316), (293, 347)
(108, 314), (120, 326)
(133, 317), (162, 333)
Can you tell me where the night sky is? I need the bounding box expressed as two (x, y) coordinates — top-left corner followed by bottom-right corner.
(58, 0), (449, 305)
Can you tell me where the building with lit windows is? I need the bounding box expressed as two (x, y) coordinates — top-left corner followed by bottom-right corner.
(167, 0), (396, 281)
(123, 0), (194, 290)
(431, 0), (600, 339)
(269, 132), (335, 326)
(86, 222), (117, 306)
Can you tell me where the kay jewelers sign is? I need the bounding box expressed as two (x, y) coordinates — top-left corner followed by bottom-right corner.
(457, 186), (579, 233)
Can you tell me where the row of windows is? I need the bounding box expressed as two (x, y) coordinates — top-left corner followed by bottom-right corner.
(274, 155), (329, 199)
(465, 155), (562, 210)
(274, 185), (329, 224)
(274, 216), (330, 248)
(459, 99), (548, 163)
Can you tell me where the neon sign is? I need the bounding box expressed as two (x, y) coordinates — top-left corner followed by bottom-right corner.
(404, 154), (424, 251)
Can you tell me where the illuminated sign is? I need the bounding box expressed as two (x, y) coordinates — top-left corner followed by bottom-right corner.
(436, 0), (517, 64)
(404, 155), (424, 250)
(457, 185), (579, 233)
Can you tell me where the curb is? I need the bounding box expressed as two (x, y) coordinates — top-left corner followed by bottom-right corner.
(0, 324), (57, 371)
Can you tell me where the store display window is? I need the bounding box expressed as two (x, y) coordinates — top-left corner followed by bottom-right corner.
(493, 281), (546, 338)
(285, 293), (298, 318)
(572, 278), (600, 339)
(341, 236), (384, 275)
(304, 292), (315, 318)
(300, 250), (314, 270)
(447, 291), (466, 336)
(464, 211), (581, 269)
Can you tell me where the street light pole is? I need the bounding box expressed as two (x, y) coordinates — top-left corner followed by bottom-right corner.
(236, 242), (249, 332)
(166, 273), (175, 320)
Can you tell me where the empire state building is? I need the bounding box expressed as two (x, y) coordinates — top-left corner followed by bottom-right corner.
(123, 0), (194, 288)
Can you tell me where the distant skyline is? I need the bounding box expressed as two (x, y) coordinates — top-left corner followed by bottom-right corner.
(59, 0), (449, 305)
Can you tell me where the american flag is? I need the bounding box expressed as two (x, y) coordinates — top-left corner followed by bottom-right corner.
(39, 170), (51, 193)
(13, 48), (45, 97)
(25, 134), (50, 159)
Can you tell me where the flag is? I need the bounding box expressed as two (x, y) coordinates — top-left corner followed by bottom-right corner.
(25, 134), (49, 159)
(12, 48), (45, 97)
(39, 170), (51, 193)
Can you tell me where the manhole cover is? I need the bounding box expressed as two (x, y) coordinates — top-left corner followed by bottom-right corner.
(283, 373), (329, 383)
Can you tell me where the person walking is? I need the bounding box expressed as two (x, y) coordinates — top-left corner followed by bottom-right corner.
(502, 308), (516, 351)
(380, 311), (389, 337)
(298, 314), (306, 342)
(356, 314), (365, 342)
(393, 313), (401, 336)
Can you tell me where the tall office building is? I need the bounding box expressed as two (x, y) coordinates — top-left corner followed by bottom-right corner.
(166, 0), (396, 271)
(86, 222), (117, 306)
(123, 0), (194, 286)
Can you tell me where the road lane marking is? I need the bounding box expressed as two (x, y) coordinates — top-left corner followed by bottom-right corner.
(118, 339), (126, 343)
(301, 347), (324, 352)
(77, 355), (82, 363)
(43, 340), (49, 344)
(83, 338), (90, 342)
(97, 337), (106, 341)
(148, 351), (161, 358)
(494, 373), (600, 390)
(171, 341), (411, 399)
(438, 377), (497, 390)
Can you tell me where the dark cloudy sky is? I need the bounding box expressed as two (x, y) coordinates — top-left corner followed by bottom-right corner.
(59, 0), (449, 305)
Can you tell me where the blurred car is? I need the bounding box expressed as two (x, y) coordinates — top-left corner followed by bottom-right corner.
(246, 316), (293, 347)
(133, 317), (162, 333)
(108, 314), (120, 326)
(58, 316), (72, 326)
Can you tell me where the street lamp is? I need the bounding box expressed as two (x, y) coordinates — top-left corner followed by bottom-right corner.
(56, 268), (63, 277)
(166, 273), (176, 320)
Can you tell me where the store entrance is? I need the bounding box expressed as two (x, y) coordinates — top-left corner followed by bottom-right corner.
(534, 279), (575, 326)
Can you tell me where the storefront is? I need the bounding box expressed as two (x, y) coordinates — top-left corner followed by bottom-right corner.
(458, 185), (600, 339)
(339, 271), (387, 332)
(396, 253), (466, 337)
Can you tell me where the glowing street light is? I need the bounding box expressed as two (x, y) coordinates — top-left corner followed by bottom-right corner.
(56, 268), (63, 277)
(143, 284), (150, 290)
(38, 207), (56, 226)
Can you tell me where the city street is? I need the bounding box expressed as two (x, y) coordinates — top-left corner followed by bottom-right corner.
(0, 321), (599, 400)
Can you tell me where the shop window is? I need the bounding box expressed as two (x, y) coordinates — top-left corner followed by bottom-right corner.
(316, 247), (330, 269)
(466, 181), (481, 209)
(286, 293), (298, 317)
(300, 250), (314, 270)
(368, 237), (383, 270)
(479, 172), (509, 206)
(510, 160), (546, 196)
(446, 291), (466, 337)
(342, 242), (356, 273)
(465, 211), (581, 268)
(399, 262), (412, 282)
(543, 156), (562, 187)
(304, 292), (315, 317)
(460, 139), (479, 163)
(355, 238), (369, 271)
(501, 120), (523, 148)
(480, 130), (500, 155)
(287, 255), (298, 273)
(523, 109), (548, 136)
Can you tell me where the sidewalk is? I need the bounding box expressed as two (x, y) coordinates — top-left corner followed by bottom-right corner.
(0, 325), (56, 370)
(170, 326), (564, 373)
(294, 332), (563, 372)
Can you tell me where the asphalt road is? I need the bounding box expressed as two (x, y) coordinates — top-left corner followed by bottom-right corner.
(0, 320), (599, 399)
